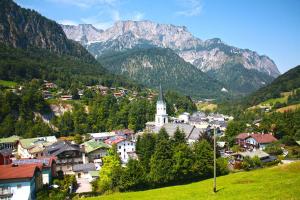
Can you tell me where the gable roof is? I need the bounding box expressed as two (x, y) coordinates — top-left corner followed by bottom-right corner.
(43, 140), (81, 156)
(236, 149), (270, 159)
(236, 133), (251, 140)
(105, 136), (126, 145)
(0, 164), (41, 180)
(12, 157), (56, 168)
(81, 139), (109, 154)
(162, 123), (202, 140)
(19, 136), (57, 149)
(0, 136), (20, 144)
(73, 163), (95, 173)
(249, 134), (277, 143)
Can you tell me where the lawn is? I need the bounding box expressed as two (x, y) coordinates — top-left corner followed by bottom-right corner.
(196, 102), (217, 112)
(86, 161), (300, 200)
(0, 80), (17, 87)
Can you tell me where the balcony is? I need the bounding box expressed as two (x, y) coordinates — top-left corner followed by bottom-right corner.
(0, 187), (13, 198)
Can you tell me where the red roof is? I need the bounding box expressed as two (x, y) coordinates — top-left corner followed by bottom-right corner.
(0, 164), (41, 180)
(105, 136), (126, 145)
(236, 133), (250, 139)
(250, 133), (278, 143)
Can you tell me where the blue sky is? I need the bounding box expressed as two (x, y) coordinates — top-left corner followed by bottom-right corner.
(15, 0), (300, 73)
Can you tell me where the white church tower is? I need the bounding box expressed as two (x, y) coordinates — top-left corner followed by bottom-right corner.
(155, 84), (168, 127)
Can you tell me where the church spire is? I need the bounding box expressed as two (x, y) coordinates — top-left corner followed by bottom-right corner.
(158, 84), (164, 102)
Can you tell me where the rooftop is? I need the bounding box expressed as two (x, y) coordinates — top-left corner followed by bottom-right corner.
(105, 136), (126, 145)
(0, 136), (20, 144)
(237, 149), (270, 159)
(0, 164), (41, 180)
(73, 163), (96, 173)
(19, 136), (57, 149)
(81, 139), (109, 154)
(12, 157), (56, 168)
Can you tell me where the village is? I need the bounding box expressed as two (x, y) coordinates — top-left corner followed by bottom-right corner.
(1, 85), (297, 200)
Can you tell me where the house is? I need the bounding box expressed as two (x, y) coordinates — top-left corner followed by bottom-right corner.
(72, 163), (96, 178)
(43, 81), (57, 89)
(178, 112), (190, 123)
(232, 149), (276, 163)
(60, 95), (73, 101)
(89, 132), (116, 142)
(0, 136), (20, 150)
(43, 140), (83, 173)
(0, 149), (13, 165)
(162, 123), (203, 144)
(80, 139), (110, 163)
(17, 136), (57, 158)
(105, 136), (136, 163)
(236, 133), (278, 150)
(0, 164), (43, 200)
(12, 157), (57, 185)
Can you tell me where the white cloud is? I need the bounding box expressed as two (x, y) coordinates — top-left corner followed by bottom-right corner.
(176, 0), (202, 17)
(58, 19), (78, 26)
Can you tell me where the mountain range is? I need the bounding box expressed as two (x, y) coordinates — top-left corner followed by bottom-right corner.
(0, 0), (135, 89)
(62, 21), (281, 96)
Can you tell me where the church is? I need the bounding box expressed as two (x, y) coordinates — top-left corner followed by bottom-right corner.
(145, 85), (169, 132)
(145, 85), (202, 143)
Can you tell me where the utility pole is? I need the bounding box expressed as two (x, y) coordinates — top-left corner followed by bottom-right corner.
(213, 127), (217, 193)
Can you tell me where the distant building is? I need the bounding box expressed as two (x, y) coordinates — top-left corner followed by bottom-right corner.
(80, 139), (110, 163)
(162, 123), (203, 144)
(232, 149), (276, 163)
(105, 136), (136, 163)
(60, 95), (73, 101)
(89, 132), (116, 142)
(43, 140), (83, 173)
(178, 112), (190, 123)
(236, 133), (278, 150)
(17, 136), (57, 158)
(0, 136), (20, 150)
(12, 157), (57, 185)
(0, 164), (43, 200)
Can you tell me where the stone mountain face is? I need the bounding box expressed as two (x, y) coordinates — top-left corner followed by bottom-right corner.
(61, 20), (280, 77)
(0, 0), (93, 61)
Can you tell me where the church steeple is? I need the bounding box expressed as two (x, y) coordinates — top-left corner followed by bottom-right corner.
(158, 84), (164, 103)
(155, 84), (168, 127)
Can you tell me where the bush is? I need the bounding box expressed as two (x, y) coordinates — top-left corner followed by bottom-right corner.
(241, 156), (262, 171)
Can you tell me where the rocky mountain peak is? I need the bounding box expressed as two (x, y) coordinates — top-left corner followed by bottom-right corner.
(61, 20), (280, 77)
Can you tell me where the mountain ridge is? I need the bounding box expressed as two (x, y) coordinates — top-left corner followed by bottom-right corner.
(61, 20), (280, 77)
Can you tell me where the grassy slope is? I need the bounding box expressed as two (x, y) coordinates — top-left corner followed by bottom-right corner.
(87, 162), (300, 200)
(0, 80), (17, 87)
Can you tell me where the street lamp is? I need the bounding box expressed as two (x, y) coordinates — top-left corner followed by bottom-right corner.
(213, 127), (217, 193)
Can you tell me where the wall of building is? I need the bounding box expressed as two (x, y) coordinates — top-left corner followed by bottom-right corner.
(0, 180), (33, 200)
(117, 141), (135, 163)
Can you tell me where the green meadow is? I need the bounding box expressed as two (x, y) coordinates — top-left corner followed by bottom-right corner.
(86, 161), (300, 200)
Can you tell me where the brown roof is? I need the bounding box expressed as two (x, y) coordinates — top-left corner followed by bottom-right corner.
(0, 164), (41, 180)
(236, 133), (250, 139)
(250, 134), (278, 143)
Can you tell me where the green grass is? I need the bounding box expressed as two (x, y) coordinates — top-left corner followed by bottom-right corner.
(0, 80), (17, 87)
(86, 162), (300, 200)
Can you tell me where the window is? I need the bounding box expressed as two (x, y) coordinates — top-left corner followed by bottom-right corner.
(118, 145), (121, 149)
(17, 184), (22, 189)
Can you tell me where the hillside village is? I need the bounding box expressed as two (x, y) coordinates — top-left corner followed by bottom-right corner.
(0, 0), (299, 200)
(1, 84), (299, 199)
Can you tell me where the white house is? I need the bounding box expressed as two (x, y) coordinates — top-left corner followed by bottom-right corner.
(178, 112), (190, 123)
(105, 136), (136, 163)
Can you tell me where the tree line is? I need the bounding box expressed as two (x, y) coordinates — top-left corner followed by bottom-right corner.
(94, 128), (229, 193)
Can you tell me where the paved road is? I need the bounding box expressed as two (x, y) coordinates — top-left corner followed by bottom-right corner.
(76, 177), (92, 193)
